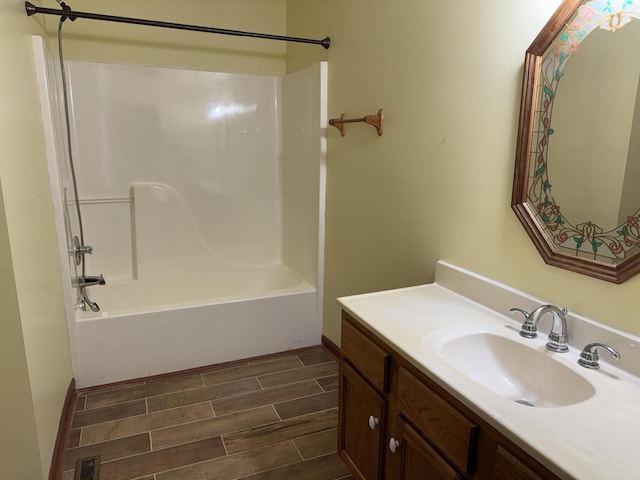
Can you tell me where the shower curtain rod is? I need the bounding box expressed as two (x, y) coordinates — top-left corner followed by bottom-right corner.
(24, 1), (331, 49)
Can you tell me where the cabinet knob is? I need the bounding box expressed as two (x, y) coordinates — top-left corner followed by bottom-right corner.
(389, 437), (400, 453)
(368, 415), (379, 430)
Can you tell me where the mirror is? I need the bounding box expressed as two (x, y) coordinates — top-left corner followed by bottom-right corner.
(513, 0), (640, 283)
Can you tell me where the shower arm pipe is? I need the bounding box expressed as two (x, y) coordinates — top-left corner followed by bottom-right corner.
(24, 1), (331, 49)
(328, 109), (384, 137)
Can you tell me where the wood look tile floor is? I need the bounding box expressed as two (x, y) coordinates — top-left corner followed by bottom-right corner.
(63, 347), (353, 480)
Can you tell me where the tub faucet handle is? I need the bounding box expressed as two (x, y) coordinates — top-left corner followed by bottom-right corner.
(72, 235), (93, 265)
(77, 286), (100, 312)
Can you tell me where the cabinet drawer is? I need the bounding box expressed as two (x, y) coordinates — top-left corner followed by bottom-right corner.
(341, 313), (391, 392)
(397, 367), (478, 475)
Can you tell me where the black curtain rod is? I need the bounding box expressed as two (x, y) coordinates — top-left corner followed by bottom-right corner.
(24, 1), (330, 49)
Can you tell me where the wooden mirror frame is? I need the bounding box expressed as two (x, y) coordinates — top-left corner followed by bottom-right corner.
(512, 0), (640, 284)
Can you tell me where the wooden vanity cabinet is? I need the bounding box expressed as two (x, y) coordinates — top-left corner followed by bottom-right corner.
(338, 311), (561, 480)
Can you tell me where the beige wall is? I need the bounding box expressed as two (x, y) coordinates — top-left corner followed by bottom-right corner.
(0, 0), (73, 477)
(40, 0), (287, 74)
(0, 180), (44, 480)
(287, 0), (640, 345)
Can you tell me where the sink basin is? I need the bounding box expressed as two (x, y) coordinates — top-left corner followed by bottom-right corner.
(437, 332), (595, 408)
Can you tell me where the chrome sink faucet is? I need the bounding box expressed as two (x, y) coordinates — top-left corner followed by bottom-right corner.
(510, 305), (569, 353)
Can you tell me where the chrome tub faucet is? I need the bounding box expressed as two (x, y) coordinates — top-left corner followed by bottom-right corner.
(510, 304), (569, 353)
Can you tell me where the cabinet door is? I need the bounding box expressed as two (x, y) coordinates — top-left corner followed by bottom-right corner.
(393, 419), (463, 480)
(339, 362), (385, 480)
(493, 445), (547, 480)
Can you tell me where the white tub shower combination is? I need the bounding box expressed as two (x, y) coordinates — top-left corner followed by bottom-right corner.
(33, 38), (327, 387)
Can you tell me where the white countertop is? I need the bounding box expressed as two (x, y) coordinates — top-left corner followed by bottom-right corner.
(338, 263), (640, 480)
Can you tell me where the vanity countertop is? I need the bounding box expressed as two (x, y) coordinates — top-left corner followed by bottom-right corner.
(338, 262), (640, 480)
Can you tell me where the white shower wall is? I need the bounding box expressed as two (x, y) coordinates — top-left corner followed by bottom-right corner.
(67, 62), (287, 280)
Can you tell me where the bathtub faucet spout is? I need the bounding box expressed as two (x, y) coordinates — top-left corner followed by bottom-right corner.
(72, 274), (105, 288)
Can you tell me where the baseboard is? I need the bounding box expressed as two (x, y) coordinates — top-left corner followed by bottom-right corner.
(49, 378), (77, 480)
(322, 335), (341, 359)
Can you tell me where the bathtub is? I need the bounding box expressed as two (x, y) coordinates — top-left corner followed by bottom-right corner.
(71, 183), (321, 388)
(69, 185), (320, 388)
(72, 264), (318, 388)
(66, 181), (324, 388)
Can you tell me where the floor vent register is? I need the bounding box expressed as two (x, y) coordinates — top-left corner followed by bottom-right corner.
(74, 456), (100, 480)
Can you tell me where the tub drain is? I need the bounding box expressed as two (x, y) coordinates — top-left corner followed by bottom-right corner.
(515, 399), (535, 407)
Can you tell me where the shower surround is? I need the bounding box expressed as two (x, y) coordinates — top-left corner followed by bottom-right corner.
(33, 37), (327, 387)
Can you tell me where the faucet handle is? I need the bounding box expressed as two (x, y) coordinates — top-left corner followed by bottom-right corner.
(509, 307), (537, 339)
(509, 307), (531, 319)
(578, 343), (620, 369)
